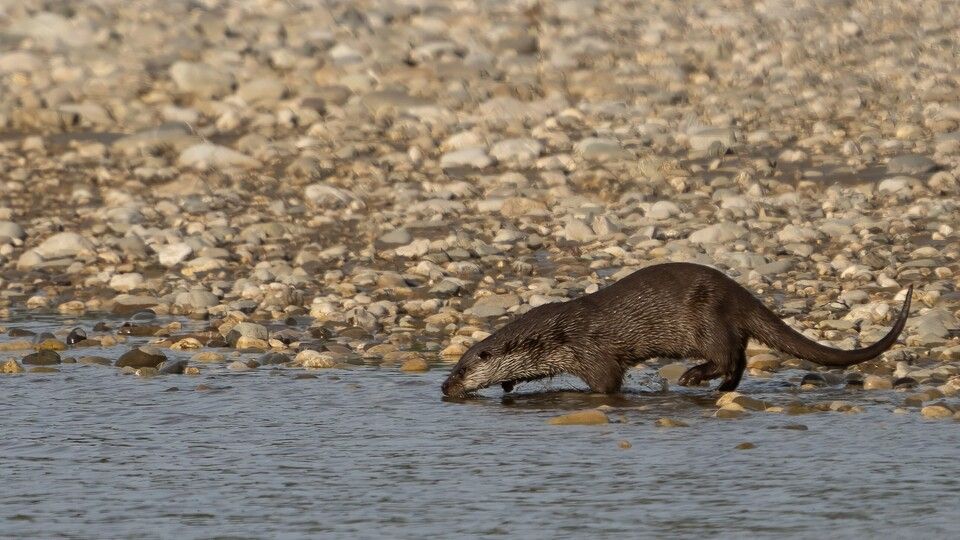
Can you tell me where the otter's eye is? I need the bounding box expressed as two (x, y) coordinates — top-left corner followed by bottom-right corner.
(457, 367), (467, 377)
(478, 350), (491, 360)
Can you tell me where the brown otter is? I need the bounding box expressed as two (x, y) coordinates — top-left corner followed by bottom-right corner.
(441, 262), (912, 398)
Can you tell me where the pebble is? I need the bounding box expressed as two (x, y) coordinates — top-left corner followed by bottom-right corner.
(547, 410), (609, 425)
(400, 357), (429, 372)
(296, 350), (336, 369)
(655, 418), (689, 428)
(887, 154), (938, 175)
(227, 360), (254, 372)
(192, 352), (225, 363)
(115, 346), (166, 369)
(178, 143), (261, 170)
(158, 359), (188, 375)
(22, 350), (61, 366)
(921, 404), (954, 419)
(863, 375), (894, 391)
(0, 359), (25, 374)
(440, 148), (493, 169)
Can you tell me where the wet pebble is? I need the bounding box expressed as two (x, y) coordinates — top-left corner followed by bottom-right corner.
(1, 359), (25, 374)
(115, 346), (166, 369)
(22, 350), (61, 366)
(547, 410), (609, 425)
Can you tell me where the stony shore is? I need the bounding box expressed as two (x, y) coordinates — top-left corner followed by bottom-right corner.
(0, 0), (959, 421)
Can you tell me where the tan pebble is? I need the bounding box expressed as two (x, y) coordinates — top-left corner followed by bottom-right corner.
(235, 336), (268, 350)
(0, 359), (25, 374)
(400, 357), (429, 372)
(440, 342), (468, 359)
(735, 442), (756, 450)
(655, 417), (689, 428)
(191, 351), (225, 363)
(57, 300), (85, 314)
(731, 395), (768, 411)
(715, 409), (746, 419)
(764, 406), (784, 413)
(715, 391), (742, 407)
(36, 339), (66, 351)
(618, 440), (632, 449)
(184, 366), (200, 375)
(784, 403), (817, 415)
(747, 353), (781, 371)
(100, 336), (119, 346)
(921, 404), (954, 419)
(0, 340), (33, 351)
(892, 407), (910, 414)
(227, 360), (253, 371)
(547, 410), (609, 425)
(296, 350), (336, 369)
(658, 362), (687, 382)
(863, 375), (893, 390)
(171, 338), (203, 350)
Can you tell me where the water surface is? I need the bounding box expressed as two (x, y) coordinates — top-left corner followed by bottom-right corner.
(1, 315), (958, 539)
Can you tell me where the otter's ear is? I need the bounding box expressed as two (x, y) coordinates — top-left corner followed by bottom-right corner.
(478, 350), (491, 360)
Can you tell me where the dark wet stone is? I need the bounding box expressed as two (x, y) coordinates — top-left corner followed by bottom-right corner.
(22, 350), (62, 366)
(295, 374), (318, 379)
(308, 326), (336, 340)
(844, 373), (864, 388)
(339, 327), (371, 339)
(130, 310), (157, 322)
(61, 357), (76, 364)
(206, 337), (229, 348)
(66, 327), (86, 345)
(258, 352), (291, 365)
(800, 373), (827, 387)
(93, 322), (111, 332)
(164, 387), (179, 392)
(8, 328), (35, 337)
(284, 316), (298, 326)
(32, 332), (56, 344)
(115, 346), (166, 369)
(158, 359), (188, 375)
(893, 377), (919, 389)
(78, 356), (112, 366)
(225, 322), (269, 346)
(271, 329), (301, 345)
(117, 323), (165, 337)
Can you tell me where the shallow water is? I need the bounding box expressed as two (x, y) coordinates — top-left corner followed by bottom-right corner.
(1, 315), (959, 539)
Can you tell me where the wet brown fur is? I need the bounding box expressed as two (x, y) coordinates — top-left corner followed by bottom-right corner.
(441, 262), (912, 397)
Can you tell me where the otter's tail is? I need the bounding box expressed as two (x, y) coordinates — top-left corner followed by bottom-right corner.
(744, 285), (912, 367)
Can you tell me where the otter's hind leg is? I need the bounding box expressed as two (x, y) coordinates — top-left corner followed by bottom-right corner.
(678, 362), (721, 386)
(717, 348), (747, 392)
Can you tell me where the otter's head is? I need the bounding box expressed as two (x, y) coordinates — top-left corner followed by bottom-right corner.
(441, 312), (566, 398)
(440, 339), (508, 398)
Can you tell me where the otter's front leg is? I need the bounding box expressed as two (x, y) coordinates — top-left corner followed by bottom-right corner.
(577, 360), (626, 394)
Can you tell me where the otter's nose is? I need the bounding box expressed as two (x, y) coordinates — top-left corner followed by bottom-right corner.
(441, 379), (451, 396)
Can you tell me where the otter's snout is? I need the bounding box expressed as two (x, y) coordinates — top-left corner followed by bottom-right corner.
(442, 371), (470, 397)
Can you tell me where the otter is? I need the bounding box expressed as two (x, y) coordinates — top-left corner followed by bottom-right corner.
(441, 262), (912, 398)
